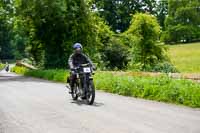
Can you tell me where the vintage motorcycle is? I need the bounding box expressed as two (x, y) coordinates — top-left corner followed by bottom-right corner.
(69, 63), (95, 105)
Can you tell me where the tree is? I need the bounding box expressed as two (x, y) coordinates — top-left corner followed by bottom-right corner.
(12, 16), (29, 60)
(162, 0), (200, 43)
(14, 0), (113, 68)
(155, 0), (168, 29)
(125, 13), (167, 70)
(64, 0), (101, 60)
(94, 0), (157, 32)
(0, 0), (14, 60)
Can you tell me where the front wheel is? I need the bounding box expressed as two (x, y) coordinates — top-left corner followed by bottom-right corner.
(86, 80), (95, 105)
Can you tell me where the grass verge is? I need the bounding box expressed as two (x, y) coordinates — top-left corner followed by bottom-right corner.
(168, 42), (200, 73)
(12, 66), (200, 108)
(12, 66), (69, 82)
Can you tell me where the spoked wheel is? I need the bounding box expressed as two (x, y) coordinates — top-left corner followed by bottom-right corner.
(71, 83), (78, 100)
(86, 81), (95, 105)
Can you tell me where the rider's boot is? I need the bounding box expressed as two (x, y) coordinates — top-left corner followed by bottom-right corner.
(66, 84), (72, 94)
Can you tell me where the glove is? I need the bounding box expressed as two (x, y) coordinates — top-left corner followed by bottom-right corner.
(70, 68), (76, 74)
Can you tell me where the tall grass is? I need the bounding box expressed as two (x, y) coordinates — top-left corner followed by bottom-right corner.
(94, 72), (200, 107)
(168, 42), (200, 73)
(12, 66), (200, 108)
(12, 66), (69, 82)
(25, 69), (69, 82)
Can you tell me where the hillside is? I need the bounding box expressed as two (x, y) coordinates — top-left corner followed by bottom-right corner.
(168, 42), (200, 73)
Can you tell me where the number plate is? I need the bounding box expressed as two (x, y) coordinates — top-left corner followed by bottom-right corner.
(83, 67), (91, 73)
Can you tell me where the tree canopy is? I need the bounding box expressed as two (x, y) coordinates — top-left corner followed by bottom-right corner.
(0, 0), (199, 71)
(162, 0), (200, 43)
(0, 0), (14, 60)
(13, 0), (110, 68)
(94, 0), (157, 32)
(125, 13), (167, 70)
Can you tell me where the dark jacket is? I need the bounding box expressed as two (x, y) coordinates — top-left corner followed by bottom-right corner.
(68, 53), (93, 69)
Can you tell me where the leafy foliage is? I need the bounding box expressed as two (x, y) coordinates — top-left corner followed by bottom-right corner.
(162, 0), (200, 43)
(13, 0), (115, 69)
(94, 0), (157, 32)
(155, 0), (168, 29)
(145, 61), (178, 73)
(125, 13), (168, 70)
(1, 0), (188, 72)
(100, 36), (130, 70)
(0, 0), (14, 60)
(0, 63), (6, 70)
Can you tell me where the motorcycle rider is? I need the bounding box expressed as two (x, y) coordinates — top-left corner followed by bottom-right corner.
(67, 43), (95, 97)
(5, 62), (9, 72)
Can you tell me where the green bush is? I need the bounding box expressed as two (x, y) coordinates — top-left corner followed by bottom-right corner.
(100, 36), (130, 70)
(0, 63), (6, 70)
(145, 62), (178, 73)
(128, 61), (178, 73)
(11, 66), (28, 74)
(12, 66), (200, 108)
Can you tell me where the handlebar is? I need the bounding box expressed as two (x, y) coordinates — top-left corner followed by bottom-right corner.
(71, 63), (95, 71)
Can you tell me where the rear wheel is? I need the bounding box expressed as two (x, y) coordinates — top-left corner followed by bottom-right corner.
(86, 80), (95, 105)
(71, 82), (78, 100)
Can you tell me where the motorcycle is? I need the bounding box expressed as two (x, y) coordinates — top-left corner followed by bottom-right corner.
(69, 63), (95, 105)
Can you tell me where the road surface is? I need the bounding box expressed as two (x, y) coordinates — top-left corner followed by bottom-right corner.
(0, 71), (200, 133)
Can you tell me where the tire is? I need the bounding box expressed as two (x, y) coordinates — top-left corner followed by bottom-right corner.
(86, 80), (95, 105)
(71, 82), (78, 100)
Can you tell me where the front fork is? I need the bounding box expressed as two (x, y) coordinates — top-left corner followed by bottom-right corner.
(83, 74), (91, 94)
(76, 74), (91, 96)
(76, 74), (82, 96)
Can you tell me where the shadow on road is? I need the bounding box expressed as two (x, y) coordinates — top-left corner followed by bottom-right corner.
(71, 100), (104, 107)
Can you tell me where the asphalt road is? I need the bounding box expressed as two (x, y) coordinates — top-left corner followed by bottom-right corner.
(0, 71), (200, 133)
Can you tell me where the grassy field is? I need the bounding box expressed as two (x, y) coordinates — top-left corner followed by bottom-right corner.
(11, 66), (200, 108)
(168, 42), (200, 73)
